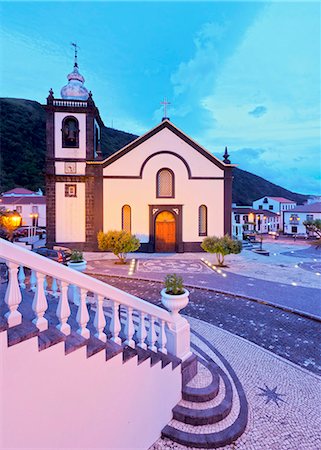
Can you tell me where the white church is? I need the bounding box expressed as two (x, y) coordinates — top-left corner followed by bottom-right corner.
(45, 56), (234, 252)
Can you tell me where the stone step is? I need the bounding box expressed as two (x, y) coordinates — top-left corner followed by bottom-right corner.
(172, 361), (233, 426)
(183, 360), (220, 403)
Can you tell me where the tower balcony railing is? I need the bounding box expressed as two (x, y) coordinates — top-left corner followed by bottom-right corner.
(52, 99), (88, 108)
(0, 238), (191, 361)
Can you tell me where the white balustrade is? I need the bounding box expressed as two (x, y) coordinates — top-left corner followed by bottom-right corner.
(109, 300), (121, 345)
(124, 306), (135, 348)
(18, 266), (26, 289)
(56, 281), (71, 335)
(147, 315), (157, 352)
(76, 288), (90, 338)
(157, 319), (167, 354)
(4, 262), (22, 327)
(136, 311), (147, 350)
(32, 272), (48, 331)
(1, 238), (191, 360)
(94, 294), (106, 342)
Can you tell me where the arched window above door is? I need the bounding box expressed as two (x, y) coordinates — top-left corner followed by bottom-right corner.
(198, 205), (207, 236)
(156, 168), (174, 198)
(62, 116), (79, 148)
(122, 205), (131, 233)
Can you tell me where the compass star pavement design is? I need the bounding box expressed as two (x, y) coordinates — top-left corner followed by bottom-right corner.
(257, 385), (286, 407)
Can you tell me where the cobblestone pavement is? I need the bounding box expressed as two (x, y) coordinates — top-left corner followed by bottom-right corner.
(94, 275), (321, 376)
(151, 316), (321, 450)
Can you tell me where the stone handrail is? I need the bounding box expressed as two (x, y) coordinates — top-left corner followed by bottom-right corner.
(0, 238), (191, 360)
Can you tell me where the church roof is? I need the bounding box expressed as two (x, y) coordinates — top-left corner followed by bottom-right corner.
(93, 119), (235, 171)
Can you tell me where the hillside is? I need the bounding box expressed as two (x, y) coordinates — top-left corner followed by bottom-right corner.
(0, 98), (309, 205)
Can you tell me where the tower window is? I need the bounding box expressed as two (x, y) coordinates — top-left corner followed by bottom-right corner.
(122, 205), (131, 233)
(62, 116), (79, 148)
(156, 168), (174, 198)
(199, 205), (207, 236)
(65, 184), (77, 197)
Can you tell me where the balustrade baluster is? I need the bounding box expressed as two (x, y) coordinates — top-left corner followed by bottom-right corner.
(147, 315), (157, 352)
(18, 266), (26, 289)
(157, 319), (167, 354)
(109, 300), (121, 345)
(56, 281), (71, 335)
(4, 262), (22, 327)
(124, 306), (135, 348)
(76, 288), (90, 338)
(136, 311), (147, 349)
(30, 270), (37, 291)
(32, 272), (48, 331)
(94, 294), (106, 342)
(51, 278), (58, 298)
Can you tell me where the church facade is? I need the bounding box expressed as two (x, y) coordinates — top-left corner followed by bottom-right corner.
(45, 59), (234, 252)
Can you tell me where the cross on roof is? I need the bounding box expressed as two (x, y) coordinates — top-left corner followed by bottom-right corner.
(161, 97), (171, 120)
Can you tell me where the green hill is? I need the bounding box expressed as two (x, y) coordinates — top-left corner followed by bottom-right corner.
(0, 98), (309, 205)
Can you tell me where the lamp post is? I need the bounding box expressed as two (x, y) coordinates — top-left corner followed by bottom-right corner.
(29, 213), (39, 239)
(0, 210), (22, 242)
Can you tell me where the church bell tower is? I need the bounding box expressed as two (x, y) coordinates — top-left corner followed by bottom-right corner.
(44, 46), (104, 249)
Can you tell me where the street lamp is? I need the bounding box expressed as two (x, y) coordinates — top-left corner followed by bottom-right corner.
(0, 210), (22, 241)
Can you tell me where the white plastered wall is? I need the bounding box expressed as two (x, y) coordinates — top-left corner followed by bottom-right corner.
(0, 332), (181, 450)
(103, 128), (225, 242)
(54, 112), (86, 159)
(55, 182), (86, 242)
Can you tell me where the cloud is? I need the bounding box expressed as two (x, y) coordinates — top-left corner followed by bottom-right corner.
(171, 3), (320, 194)
(248, 105), (267, 118)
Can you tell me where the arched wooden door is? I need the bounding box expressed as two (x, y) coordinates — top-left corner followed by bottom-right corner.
(155, 211), (176, 252)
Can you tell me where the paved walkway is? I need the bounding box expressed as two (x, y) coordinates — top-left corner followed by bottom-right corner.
(151, 316), (321, 450)
(84, 241), (321, 319)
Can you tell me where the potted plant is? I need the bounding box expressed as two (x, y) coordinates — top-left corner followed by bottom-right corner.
(161, 274), (189, 316)
(67, 250), (87, 272)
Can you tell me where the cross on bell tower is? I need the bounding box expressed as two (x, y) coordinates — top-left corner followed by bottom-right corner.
(161, 97), (171, 121)
(71, 42), (80, 67)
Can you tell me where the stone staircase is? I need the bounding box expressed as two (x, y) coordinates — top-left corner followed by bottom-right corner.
(161, 336), (248, 448)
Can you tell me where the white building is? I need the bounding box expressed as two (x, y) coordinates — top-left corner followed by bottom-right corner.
(232, 207), (280, 239)
(45, 58), (234, 252)
(283, 202), (321, 236)
(0, 188), (46, 227)
(252, 196), (296, 231)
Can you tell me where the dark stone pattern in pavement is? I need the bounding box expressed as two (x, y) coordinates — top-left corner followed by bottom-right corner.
(95, 275), (321, 377)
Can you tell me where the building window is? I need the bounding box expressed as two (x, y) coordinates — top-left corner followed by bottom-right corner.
(32, 205), (38, 213)
(16, 206), (22, 213)
(269, 205), (273, 210)
(291, 226), (298, 233)
(122, 205), (131, 233)
(258, 205), (263, 210)
(263, 198), (268, 204)
(65, 184), (77, 197)
(235, 214), (240, 224)
(198, 205), (207, 236)
(243, 215), (248, 222)
(306, 214), (314, 221)
(156, 168), (174, 198)
(62, 116), (79, 148)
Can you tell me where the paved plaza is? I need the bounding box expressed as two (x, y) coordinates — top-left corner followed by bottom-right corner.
(84, 238), (321, 319)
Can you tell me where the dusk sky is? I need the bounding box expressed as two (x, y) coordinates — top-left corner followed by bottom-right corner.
(1, 1), (320, 195)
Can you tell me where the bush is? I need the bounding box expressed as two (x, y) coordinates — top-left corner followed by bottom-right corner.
(164, 274), (185, 295)
(201, 234), (242, 266)
(97, 230), (140, 263)
(70, 250), (84, 262)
